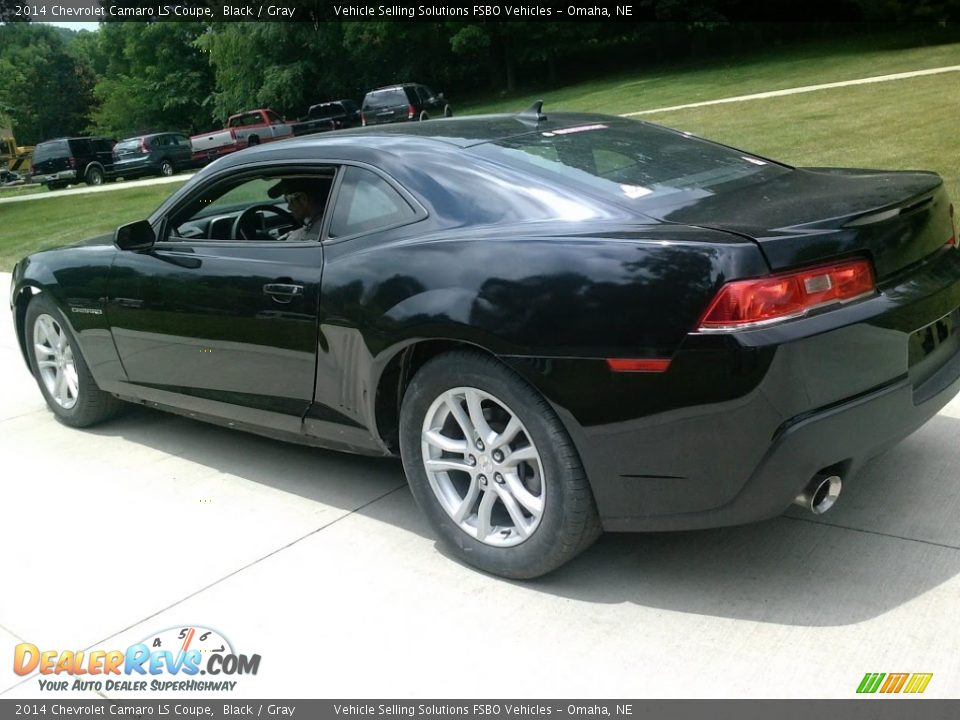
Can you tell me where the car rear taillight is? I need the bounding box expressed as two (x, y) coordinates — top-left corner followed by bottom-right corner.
(697, 258), (875, 331)
(360, 112), (366, 127)
(68, 157), (76, 169)
(407, 104), (415, 120)
(139, 137), (149, 153)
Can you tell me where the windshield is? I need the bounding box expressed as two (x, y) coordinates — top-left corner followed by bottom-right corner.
(309, 104), (338, 119)
(472, 119), (789, 208)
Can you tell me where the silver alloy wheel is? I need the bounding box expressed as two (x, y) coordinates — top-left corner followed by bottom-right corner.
(160, 161), (173, 176)
(421, 386), (545, 547)
(33, 313), (79, 410)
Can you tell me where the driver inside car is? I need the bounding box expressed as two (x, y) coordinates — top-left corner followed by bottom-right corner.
(268, 177), (330, 241)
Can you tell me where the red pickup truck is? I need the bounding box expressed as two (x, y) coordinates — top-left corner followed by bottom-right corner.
(190, 109), (294, 163)
(190, 108), (340, 163)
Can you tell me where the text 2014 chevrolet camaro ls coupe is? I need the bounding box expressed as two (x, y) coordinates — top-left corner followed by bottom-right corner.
(11, 106), (960, 578)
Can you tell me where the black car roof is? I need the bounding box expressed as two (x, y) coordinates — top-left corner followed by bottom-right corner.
(270, 111), (616, 150)
(205, 111), (638, 176)
(118, 132), (183, 141)
(38, 136), (112, 144)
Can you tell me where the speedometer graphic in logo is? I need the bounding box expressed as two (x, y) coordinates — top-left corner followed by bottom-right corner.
(141, 626), (234, 661)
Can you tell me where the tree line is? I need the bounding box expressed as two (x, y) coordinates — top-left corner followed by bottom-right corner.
(0, 6), (958, 145)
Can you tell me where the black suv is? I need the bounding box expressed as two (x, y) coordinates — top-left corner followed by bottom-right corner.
(31, 137), (117, 190)
(361, 84), (452, 126)
(113, 132), (194, 179)
(304, 100), (361, 131)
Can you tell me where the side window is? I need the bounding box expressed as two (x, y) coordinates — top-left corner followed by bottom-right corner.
(71, 139), (92, 156)
(328, 167), (418, 238)
(266, 111), (283, 124)
(169, 178), (285, 242)
(167, 172), (335, 242)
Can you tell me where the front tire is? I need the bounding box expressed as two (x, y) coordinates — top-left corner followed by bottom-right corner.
(25, 295), (123, 428)
(159, 159), (175, 177)
(399, 351), (601, 579)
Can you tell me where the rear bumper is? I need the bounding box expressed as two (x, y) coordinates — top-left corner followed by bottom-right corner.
(603, 359), (960, 531)
(504, 246), (960, 531)
(33, 169), (76, 184)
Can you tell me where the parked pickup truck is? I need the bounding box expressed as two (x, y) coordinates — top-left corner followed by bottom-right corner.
(191, 108), (339, 163)
(296, 100), (360, 134)
(190, 109), (291, 162)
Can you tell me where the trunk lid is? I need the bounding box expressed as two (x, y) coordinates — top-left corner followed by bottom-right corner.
(644, 168), (953, 279)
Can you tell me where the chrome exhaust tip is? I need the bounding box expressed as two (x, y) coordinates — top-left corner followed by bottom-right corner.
(793, 474), (842, 515)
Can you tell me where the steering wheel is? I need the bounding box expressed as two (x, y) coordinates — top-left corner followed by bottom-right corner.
(231, 203), (298, 240)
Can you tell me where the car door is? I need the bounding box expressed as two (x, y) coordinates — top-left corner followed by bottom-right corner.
(172, 134), (193, 167)
(93, 138), (116, 173)
(107, 169), (330, 434)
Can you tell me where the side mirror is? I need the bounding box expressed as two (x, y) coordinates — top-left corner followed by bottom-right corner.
(115, 220), (156, 251)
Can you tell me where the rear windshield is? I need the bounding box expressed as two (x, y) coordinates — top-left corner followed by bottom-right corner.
(363, 89), (407, 110)
(309, 104), (340, 119)
(472, 119), (789, 207)
(33, 140), (69, 162)
(114, 139), (142, 152)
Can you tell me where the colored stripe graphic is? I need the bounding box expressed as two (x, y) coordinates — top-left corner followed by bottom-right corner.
(857, 672), (932, 694)
(880, 673), (909, 693)
(857, 673), (885, 693)
(904, 674), (934, 694)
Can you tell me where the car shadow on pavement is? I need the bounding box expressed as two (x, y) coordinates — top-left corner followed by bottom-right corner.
(84, 404), (960, 628)
(81, 403), (428, 535)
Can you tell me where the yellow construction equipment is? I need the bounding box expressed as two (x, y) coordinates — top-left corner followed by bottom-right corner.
(0, 126), (33, 176)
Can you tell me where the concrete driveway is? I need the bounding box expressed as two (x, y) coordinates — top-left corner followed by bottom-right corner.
(2, 269), (960, 699)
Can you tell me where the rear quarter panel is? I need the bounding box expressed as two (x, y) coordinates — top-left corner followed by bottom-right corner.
(315, 220), (769, 443)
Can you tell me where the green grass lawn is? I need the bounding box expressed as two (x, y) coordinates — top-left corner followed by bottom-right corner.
(642, 71), (960, 208)
(0, 182), (186, 271)
(0, 184), (44, 199)
(460, 35), (960, 116)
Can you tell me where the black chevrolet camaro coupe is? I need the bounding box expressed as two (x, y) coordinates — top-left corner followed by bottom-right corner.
(11, 106), (960, 578)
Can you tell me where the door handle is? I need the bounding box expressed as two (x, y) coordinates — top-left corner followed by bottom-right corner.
(263, 283), (303, 302)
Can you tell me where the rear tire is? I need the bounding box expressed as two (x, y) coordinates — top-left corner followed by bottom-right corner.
(84, 165), (104, 186)
(399, 351), (601, 579)
(443, 105), (453, 118)
(25, 294), (123, 428)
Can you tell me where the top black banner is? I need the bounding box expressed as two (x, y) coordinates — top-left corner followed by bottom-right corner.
(0, 0), (908, 23)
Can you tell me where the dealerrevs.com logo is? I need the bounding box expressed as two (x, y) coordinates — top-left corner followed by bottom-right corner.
(14, 626), (261, 692)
